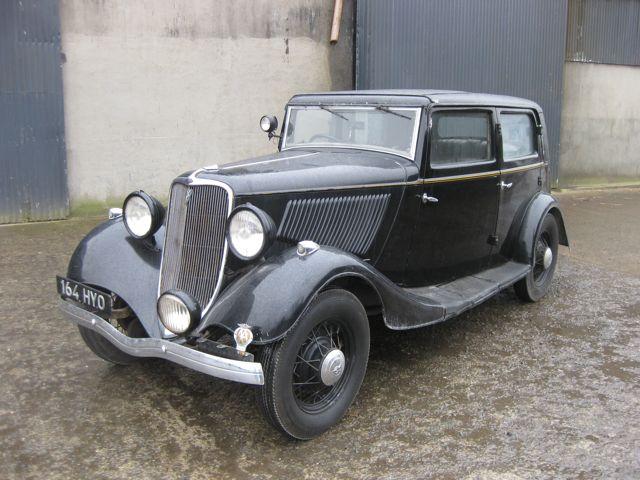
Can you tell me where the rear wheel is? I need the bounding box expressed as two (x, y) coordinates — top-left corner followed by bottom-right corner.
(257, 289), (370, 439)
(514, 213), (559, 302)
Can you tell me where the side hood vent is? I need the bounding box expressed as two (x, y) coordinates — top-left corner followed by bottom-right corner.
(277, 194), (390, 256)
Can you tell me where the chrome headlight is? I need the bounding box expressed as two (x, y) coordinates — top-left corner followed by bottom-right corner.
(227, 205), (275, 260)
(123, 191), (164, 239)
(157, 290), (201, 335)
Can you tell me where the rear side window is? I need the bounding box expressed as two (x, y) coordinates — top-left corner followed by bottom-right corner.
(430, 111), (492, 167)
(501, 113), (537, 160)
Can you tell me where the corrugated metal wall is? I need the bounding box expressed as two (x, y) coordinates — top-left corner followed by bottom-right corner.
(356, 0), (568, 184)
(0, 0), (68, 224)
(566, 0), (640, 66)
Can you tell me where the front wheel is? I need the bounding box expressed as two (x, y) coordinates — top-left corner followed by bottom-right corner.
(257, 289), (370, 440)
(514, 213), (559, 302)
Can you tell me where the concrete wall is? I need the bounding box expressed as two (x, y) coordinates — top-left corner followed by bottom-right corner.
(59, 0), (353, 207)
(560, 62), (640, 186)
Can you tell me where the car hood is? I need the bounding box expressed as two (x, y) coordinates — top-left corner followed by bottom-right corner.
(190, 149), (414, 196)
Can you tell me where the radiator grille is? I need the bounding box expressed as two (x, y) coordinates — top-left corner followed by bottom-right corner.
(159, 182), (231, 311)
(277, 194), (390, 256)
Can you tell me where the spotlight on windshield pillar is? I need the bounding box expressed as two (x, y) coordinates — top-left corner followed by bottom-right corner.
(260, 115), (278, 138)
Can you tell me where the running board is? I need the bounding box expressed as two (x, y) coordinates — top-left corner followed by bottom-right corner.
(404, 261), (530, 321)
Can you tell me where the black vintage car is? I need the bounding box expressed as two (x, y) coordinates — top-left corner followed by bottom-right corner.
(57, 90), (568, 439)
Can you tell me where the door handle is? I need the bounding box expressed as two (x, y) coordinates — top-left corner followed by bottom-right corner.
(498, 181), (513, 190)
(420, 193), (439, 204)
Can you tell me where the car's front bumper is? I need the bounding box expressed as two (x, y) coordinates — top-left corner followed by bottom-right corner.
(58, 299), (264, 385)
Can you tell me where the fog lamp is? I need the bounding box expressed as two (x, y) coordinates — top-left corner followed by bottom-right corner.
(157, 290), (201, 335)
(234, 324), (254, 353)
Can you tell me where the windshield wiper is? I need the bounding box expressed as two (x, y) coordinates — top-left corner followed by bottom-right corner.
(319, 105), (349, 121)
(375, 105), (412, 120)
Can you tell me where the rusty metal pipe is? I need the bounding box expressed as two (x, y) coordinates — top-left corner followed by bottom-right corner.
(330, 0), (344, 44)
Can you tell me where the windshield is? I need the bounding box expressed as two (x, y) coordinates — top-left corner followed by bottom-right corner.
(282, 106), (421, 159)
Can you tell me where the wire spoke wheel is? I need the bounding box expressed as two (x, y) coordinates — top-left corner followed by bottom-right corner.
(292, 320), (352, 413)
(257, 289), (370, 439)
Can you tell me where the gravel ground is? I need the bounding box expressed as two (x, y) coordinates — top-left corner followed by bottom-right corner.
(0, 187), (638, 479)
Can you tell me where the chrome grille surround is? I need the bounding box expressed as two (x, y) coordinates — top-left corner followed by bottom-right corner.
(159, 174), (234, 320)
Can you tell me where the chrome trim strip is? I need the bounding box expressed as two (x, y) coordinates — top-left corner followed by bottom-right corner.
(423, 170), (501, 184)
(500, 161), (545, 174)
(422, 162), (544, 184)
(59, 299), (264, 385)
(220, 152), (318, 170)
(282, 144), (416, 161)
(431, 158), (497, 170)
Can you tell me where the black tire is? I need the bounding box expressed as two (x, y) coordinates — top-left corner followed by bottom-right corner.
(78, 325), (139, 365)
(257, 289), (370, 440)
(514, 213), (559, 302)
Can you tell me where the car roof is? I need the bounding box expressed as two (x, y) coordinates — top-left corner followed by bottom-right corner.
(288, 89), (541, 110)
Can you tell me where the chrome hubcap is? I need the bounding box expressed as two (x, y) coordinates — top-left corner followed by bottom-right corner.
(543, 247), (553, 270)
(292, 320), (350, 411)
(320, 349), (346, 386)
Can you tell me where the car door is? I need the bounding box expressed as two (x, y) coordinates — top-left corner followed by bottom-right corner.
(406, 107), (500, 286)
(493, 108), (545, 264)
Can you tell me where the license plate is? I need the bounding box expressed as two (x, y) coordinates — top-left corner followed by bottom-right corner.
(56, 276), (112, 315)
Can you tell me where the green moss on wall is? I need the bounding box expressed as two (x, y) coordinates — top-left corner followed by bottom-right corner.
(558, 176), (640, 190)
(70, 195), (168, 219)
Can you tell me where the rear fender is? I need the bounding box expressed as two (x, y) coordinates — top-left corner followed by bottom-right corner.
(513, 192), (569, 264)
(197, 246), (445, 344)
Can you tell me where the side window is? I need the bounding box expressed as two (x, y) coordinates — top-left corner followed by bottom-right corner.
(430, 111), (493, 167)
(500, 113), (537, 160)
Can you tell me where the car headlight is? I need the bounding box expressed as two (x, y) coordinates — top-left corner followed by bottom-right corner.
(157, 290), (201, 335)
(227, 205), (275, 260)
(123, 191), (164, 239)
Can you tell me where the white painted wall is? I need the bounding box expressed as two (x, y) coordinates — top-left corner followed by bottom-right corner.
(59, 0), (353, 206)
(560, 62), (640, 185)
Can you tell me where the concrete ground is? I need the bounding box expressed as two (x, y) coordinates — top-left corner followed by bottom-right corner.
(1, 187), (639, 479)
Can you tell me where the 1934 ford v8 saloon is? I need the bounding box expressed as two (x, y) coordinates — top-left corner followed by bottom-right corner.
(57, 90), (568, 439)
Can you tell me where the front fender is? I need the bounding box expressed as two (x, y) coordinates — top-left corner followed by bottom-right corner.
(197, 246), (446, 344)
(67, 219), (164, 337)
(513, 192), (569, 264)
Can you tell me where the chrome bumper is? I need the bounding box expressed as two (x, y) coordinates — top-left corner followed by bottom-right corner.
(58, 299), (264, 385)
